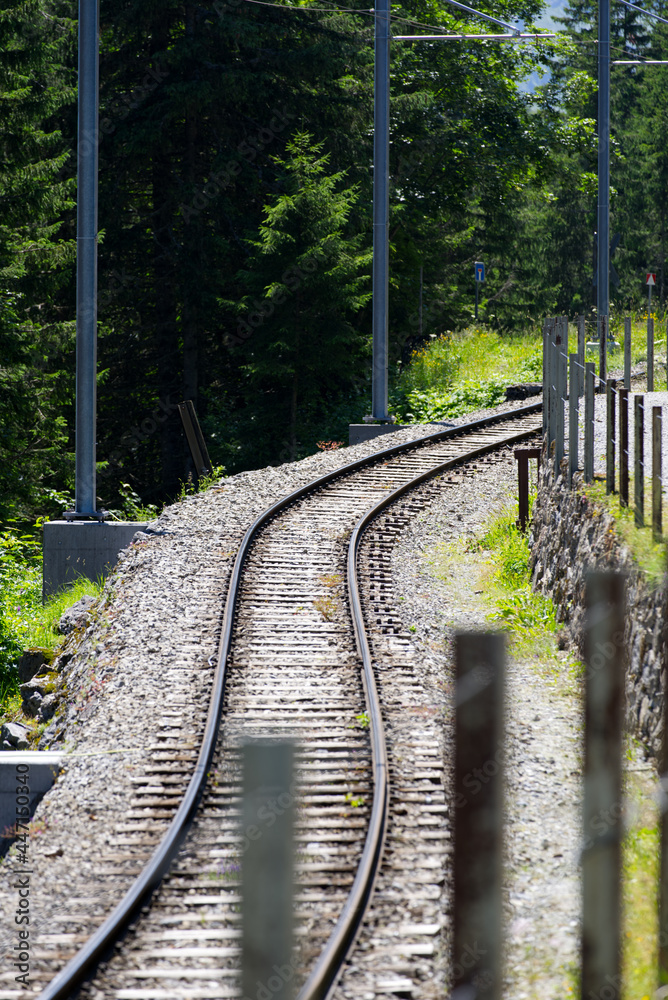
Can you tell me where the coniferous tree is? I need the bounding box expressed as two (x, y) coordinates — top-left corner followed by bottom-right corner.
(0, 0), (76, 525)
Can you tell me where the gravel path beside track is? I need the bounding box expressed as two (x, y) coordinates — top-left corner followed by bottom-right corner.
(390, 450), (581, 999)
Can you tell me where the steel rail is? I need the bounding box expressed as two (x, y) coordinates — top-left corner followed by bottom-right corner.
(38, 400), (541, 1000)
(301, 415), (543, 1000)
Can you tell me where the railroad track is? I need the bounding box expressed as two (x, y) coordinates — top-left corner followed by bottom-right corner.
(27, 402), (541, 1000)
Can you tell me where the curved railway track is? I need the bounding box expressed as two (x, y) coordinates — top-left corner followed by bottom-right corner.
(33, 401), (541, 1000)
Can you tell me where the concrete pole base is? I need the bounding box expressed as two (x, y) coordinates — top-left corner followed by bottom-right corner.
(42, 520), (147, 599)
(0, 752), (64, 856)
(349, 423), (407, 446)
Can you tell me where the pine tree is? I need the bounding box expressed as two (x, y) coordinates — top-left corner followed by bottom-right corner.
(230, 134), (371, 465)
(0, 0), (76, 525)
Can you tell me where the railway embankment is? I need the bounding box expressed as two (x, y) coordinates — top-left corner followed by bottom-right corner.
(530, 455), (666, 756)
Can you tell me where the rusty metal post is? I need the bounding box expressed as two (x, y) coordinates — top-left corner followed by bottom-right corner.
(453, 633), (504, 1000)
(653, 406), (662, 542)
(581, 572), (625, 1000)
(569, 353), (579, 484)
(584, 362), (595, 484)
(635, 395), (644, 528)
(514, 449), (541, 531)
(242, 741), (294, 1000)
(648, 315), (655, 392)
(606, 379), (616, 494)
(618, 388), (629, 507)
(624, 316), (631, 390)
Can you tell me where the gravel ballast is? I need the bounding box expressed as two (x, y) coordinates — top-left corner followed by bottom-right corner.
(0, 398), (588, 1000)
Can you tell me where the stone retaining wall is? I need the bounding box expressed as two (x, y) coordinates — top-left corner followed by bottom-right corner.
(529, 451), (666, 756)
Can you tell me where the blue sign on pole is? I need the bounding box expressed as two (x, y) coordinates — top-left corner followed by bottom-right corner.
(475, 261), (485, 282)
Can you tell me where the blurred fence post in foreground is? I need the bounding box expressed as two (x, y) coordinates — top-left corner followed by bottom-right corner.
(452, 633), (504, 1000)
(581, 573), (624, 1000)
(653, 406), (662, 542)
(618, 388), (629, 507)
(242, 741), (295, 1000)
(635, 395), (645, 528)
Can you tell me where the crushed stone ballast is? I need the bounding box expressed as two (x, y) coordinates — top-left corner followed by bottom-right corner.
(0, 401), (542, 1000)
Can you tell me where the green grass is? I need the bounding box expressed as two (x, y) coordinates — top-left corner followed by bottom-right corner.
(391, 325), (543, 423)
(390, 312), (668, 426)
(622, 824), (658, 1000)
(0, 527), (102, 719)
(581, 479), (667, 587)
(471, 502), (559, 657)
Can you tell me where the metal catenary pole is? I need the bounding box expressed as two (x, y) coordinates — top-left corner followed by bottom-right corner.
(597, 0), (610, 366)
(371, 0), (390, 421)
(372, 11), (554, 421)
(74, 0), (100, 517)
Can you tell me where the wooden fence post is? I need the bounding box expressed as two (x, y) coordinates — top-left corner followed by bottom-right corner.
(659, 621), (668, 985)
(547, 317), (556, 447)
(635, 395), (645, 528)
(555, 317), (567, 477)
(453, 633), (504, 1000)
(584, 362), (595, 484)
(578, 314), (586, 398)
(242, 741), (294, 1000)
(619, 388), (629, 507)
(542, 318), (549, 437)
(581, 572), (625, 1000)
(606, 379), (616, 494)
(653, 406), (662, 542)
(648, 315), (655, 392)
(570, 353), (579, 484)
(599, 314), (608, 384)
(624, 317), (631, 390)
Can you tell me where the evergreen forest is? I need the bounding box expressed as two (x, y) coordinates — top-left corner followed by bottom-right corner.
(2, 0), (668, 525)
